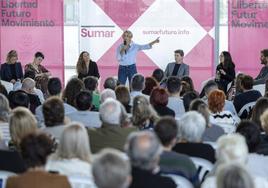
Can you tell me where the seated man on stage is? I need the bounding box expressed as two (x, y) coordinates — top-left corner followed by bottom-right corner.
(254, 49), (268, 85)
(164, 49), (189, 79)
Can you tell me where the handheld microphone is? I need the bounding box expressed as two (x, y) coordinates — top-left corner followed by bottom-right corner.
(124, 40), (127, 54)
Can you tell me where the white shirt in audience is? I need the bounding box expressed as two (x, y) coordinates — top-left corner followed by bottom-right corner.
(46, 157), (92, 178)
(67, 111), (101, 128)
(247, 153), (268, 179)
(167, 96), (185, 118)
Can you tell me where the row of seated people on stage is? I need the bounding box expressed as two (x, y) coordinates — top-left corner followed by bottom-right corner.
(0, 66), (268, 188)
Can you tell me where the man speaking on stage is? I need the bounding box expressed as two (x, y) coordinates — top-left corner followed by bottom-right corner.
(116, 30), (160, 85)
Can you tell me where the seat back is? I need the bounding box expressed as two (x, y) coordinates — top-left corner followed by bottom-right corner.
(0, 170), (16, 188)
(237, 101), (256, 118)
(68, 176), (96, 188)
(253, 84), (265, 96)
(162, 174), (194, 188)
(190, 157), (213, 182)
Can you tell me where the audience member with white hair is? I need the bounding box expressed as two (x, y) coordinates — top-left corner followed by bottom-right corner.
(92, 148), (131, 188)
(202, 134), (268, 188)
(88, 98), (137, 153)
(173, 111), (216, 163)
(100, 88), (116, 103)
(216, 163), (254, 188)
(125, 131), (176, 188)
(13, 77), (41, 113)
(46, 122), (93, 178)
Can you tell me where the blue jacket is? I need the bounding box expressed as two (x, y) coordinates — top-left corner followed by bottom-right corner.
(0, 62), (23, 82)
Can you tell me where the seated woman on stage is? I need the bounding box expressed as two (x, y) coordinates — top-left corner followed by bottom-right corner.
(215, 51), (236, 93)
(76, 51), (100, 80)
(25, 52), (51, 95)
(0, 50), (23, 84)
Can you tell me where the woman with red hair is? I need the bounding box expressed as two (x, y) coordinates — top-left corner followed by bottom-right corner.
(208, 89), (238, 133)
(150, 87), (175, 117)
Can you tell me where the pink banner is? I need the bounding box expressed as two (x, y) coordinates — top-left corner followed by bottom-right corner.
(0, 0), (64, 82)
(229, 0), (268, 77)
(80, 0), (215, 91)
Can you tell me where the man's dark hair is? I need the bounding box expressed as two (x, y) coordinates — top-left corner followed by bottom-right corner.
(34, 51), (45, 59)
(104, 77), (118, 90)
(154, 117), (178, 146)
(75, 90), (92, 111)
(9, 90), (30, 109)
(20, 133), (54, 169)
(131, 74), (145, 91)
(261, 49), (268, 57)
(43, 96), (64, 127)
(183, 91), (200, 111)
(152, 68), (164, 83)
(84, 76), (98, 91)
(241, 75), (253, 90)
(174, 49), (184, 57)
(166, 76), (181, 94)
(48, 77), (62, 96)
(236, 120), (260, 153)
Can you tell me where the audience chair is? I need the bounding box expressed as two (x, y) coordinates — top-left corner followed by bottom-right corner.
(190, 157), (213, 182)
(162, 174), (194, 188)
(253, 84), (265, 96)
(68, 176), (96, 188)
(0, 170), (16, 188)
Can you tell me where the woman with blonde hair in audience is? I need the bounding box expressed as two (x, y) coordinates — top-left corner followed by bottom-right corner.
(132, 95), (159, 130)
(189, 99), (224, 142)
(9, 107), (38, 149)
(208, 89), (238, 133)
(46, 122), (93, 177)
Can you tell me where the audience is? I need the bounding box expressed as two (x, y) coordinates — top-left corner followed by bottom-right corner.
(0, 94), (11, 145)
(46, 122), (93, 177)
(84, 76), (100, 111)
(173, 111), (216, 163)
(251, 97), (268, 130)
(131, 96), (159, 130)
(130, 74), (149, 105)
(154, 117), (199, 187)
(42, 97), (67, 141)
(189, 99), (224, 142)
(233, 75), (262, 119)
(88, 98), (137, 153)
(103, 77), (118, 90)
(35, 77), (77, 126)
(100, 88), (116, 103)
(62, 77), (85, 107)
(6, 133), (71, 188)
(67, 91), (101, 128)
(142, 76), (158, 96)
(125, 131), (176, 188)
(152, 68), (165, 86)
(150, 87), (175, 117)
(216, 163), (254, 188)
(166, 76), (185, 117)
(182, 91), (199, 112)
(202, 134), (268, 188)
(208, 89), (237, 133)
(115, 85), (131, 113)
(92, 148), (131, 188)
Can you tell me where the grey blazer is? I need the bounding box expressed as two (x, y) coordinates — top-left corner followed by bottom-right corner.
(164, 62), (189, 78)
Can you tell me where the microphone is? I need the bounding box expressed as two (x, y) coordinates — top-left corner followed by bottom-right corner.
(124, 40), (127, 54)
